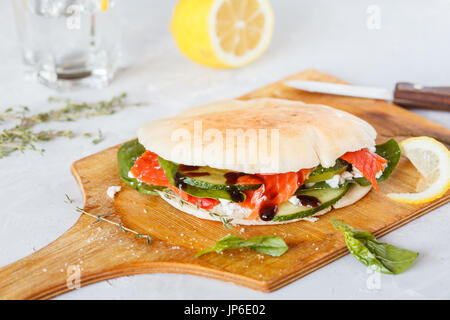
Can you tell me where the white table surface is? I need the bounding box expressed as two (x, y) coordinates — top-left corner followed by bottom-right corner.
(0, 0), (449, 300)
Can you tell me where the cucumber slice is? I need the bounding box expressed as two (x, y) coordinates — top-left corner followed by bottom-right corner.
(158, 156), (246, 202)
(300, 181), (340, 191)
(305, 159), (348, 183)
(273, 183), (350, 222)
(178, 165), (261, 191)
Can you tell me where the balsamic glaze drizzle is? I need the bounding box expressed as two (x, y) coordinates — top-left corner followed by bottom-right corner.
(224, 172), (247, 185)
(259, 205), (278, 221)
(173, 172), (187, 189)
(228, 187), (244, 203)
(179, 164), (200, 171)
(296, 195), (321, 208)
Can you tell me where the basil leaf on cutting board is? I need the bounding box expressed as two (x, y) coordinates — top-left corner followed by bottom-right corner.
(354, 139), (401, 186)
(117, 139), (166, 196)
(195, 234), (289, 258)
(331, 218), (418, 274)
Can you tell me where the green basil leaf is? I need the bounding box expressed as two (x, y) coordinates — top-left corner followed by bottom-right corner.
(354, 139), (401, 186)
(156, 156), (178, 186)
(195, 234), (289, 258)
(117, 139), (165, 196)
(331, 218), (418, 274)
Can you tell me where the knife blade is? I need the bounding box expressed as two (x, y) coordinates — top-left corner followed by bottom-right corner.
(284, 80), (450, 111)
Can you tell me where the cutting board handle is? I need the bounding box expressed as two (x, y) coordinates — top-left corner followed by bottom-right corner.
(0, 216), (134, 300)
(0, 213), (215, 300)
(0, 229), (81, 299)
(393, 82), (450, 111)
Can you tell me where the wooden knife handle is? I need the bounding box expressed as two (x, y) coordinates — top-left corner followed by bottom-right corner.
(393, 82), (450, 111)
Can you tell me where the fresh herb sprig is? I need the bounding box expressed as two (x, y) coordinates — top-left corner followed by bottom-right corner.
(158, 189), (234, 230)
(0, 93), (131, 124)
(65, 194), (152, 244)
(0, 128), (75, 157)
(208, 211), (234, 230)
(195, 234), (289, 258)
(89, 129), (105, 145)
(0, 93), (142, 158)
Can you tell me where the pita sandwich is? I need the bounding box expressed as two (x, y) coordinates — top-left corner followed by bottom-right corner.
(118, 98), (400, 225)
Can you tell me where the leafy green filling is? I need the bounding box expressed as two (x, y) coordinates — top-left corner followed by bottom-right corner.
(301, 139), (401, 190)
(117, 139), (165, 196)
(353, 139), (401, 186)
(118, 139), (401, 202)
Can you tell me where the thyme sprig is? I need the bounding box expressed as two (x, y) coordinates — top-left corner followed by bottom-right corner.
(208, 211), (234, 230)
(65, 194), (151, 244)
(0, 93), (131, 124)
(0, 93), (142, 158)
(75, 206), (152, 244)
(162, 191), (234, 229)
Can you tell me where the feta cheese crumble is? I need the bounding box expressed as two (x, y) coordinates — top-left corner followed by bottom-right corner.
(213, 198), (251, 219)
(375, 169), (383, 179)
(325, 174), (340, 188)
(288, 196), (300, 206)
(340, 171), (353, 181)
(106, 186), (121, 199)
(322, 166), (383, 188)
(351, 167), (364, 178)
(314, 163), (385, 189)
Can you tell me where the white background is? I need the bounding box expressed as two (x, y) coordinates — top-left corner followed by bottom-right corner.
(0, 0), (449, 299)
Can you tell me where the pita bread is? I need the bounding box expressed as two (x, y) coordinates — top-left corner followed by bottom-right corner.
(333, 183), (372, 209)
(157, 183), (372, 225)
(138, 98), (376, 173)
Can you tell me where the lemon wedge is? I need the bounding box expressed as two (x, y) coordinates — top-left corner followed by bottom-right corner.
(101, 0), (108, 11)
(170, 0), (274, 68)
(387, 136), (450, 204)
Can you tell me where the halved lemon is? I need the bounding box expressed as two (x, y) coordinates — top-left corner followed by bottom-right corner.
(101, 0), (108, 11)
(170, 0), (274, 68)
(387, 136), (450, 204)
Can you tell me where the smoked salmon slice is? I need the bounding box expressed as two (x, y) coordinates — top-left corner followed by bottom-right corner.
(340, 149), (387, 191)
(242, 169), (311, 220)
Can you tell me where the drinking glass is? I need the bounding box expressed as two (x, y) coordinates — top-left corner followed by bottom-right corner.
(12, 0), (121, 90)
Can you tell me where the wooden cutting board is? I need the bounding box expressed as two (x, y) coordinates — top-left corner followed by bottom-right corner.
(0, 69), (449, 300)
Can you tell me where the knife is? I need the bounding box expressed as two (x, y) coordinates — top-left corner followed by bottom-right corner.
(284, 80), (450, 111)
